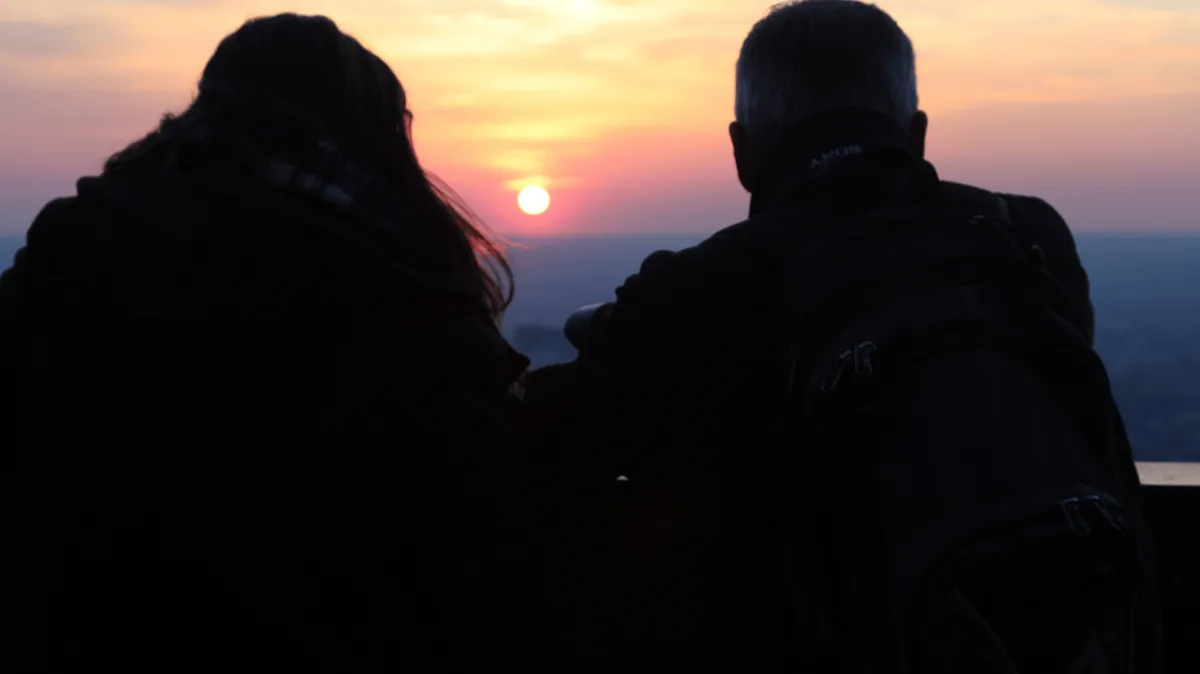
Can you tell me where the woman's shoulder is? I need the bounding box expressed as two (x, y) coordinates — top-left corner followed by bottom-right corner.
(24, 188), (87, 245)
(23, 173), (192, 250)
(9, 180), (117, 280)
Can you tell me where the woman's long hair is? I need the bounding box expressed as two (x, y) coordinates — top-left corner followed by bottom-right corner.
(104, 13), (513, 320)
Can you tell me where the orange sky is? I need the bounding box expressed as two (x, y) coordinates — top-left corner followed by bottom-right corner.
(1, 0), (1198, 237)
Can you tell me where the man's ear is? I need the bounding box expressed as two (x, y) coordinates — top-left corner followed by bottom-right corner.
(730, 121), (755, 193)
(907, 110), (929, 159)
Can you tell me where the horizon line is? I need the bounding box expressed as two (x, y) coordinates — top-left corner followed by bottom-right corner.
(499, 230), (1200, 240)
(2, 230), (1199, 241)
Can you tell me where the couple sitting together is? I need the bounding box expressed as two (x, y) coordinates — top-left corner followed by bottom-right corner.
(0, 1), (1160, 672)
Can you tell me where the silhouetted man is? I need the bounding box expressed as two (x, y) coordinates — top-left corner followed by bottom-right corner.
(525, 2), (1159, 672)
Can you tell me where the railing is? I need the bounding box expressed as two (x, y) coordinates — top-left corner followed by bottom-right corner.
(1135, 462), (1199, 674)
(1136, 461), (1200, 487)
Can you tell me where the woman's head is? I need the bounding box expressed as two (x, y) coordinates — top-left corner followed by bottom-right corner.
(106, 14), (512, 320)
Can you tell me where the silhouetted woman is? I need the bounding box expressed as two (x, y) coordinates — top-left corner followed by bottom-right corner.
(0, 14), (543, 672)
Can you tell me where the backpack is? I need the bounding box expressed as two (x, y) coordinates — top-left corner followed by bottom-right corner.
(769, 192), (1162, 674)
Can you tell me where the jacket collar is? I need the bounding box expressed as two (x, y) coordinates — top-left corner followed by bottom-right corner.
(748, 108), (934, 217)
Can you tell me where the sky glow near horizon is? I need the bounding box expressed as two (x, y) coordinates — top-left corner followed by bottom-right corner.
(0, 0), (1197, 239)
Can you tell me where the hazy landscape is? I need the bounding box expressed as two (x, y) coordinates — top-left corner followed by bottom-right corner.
(3, 233), (1198, 462)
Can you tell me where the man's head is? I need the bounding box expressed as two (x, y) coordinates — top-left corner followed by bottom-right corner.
(730, 0), (927, 192)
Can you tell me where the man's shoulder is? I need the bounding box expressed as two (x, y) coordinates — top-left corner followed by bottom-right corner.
(938, 180), (1069, 227)
(938, 179), (1081, 256)
(938, 179), (1094, 339)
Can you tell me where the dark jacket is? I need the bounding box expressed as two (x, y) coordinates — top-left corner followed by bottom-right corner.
(522, 110), (1095, 670)
(537, 110), (1093, 459)
(0, 167), (540, 671)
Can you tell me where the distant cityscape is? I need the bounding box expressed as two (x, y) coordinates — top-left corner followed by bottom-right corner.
(2, 233), (1198, 462)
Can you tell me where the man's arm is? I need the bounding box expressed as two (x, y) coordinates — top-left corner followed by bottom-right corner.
(586, 250), (703, 372)
(524, 228), (772, 483)
(523, 249), (707, 474)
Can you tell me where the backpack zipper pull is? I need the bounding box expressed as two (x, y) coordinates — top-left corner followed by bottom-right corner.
(852, 341), (877, 375)
(821, 349), (855, 393)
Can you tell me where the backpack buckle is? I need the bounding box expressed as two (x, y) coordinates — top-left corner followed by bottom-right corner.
(1061, 497), (1091, 536)
(1061, 495), (1127, 537)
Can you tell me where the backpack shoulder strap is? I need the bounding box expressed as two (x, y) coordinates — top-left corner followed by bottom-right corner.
(932, 185), (1088, 341)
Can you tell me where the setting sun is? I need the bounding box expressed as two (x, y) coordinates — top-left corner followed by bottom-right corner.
(518, 185), (551, 216)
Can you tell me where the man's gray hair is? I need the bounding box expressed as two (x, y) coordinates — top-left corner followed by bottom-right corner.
(735, 0), (918, 143)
